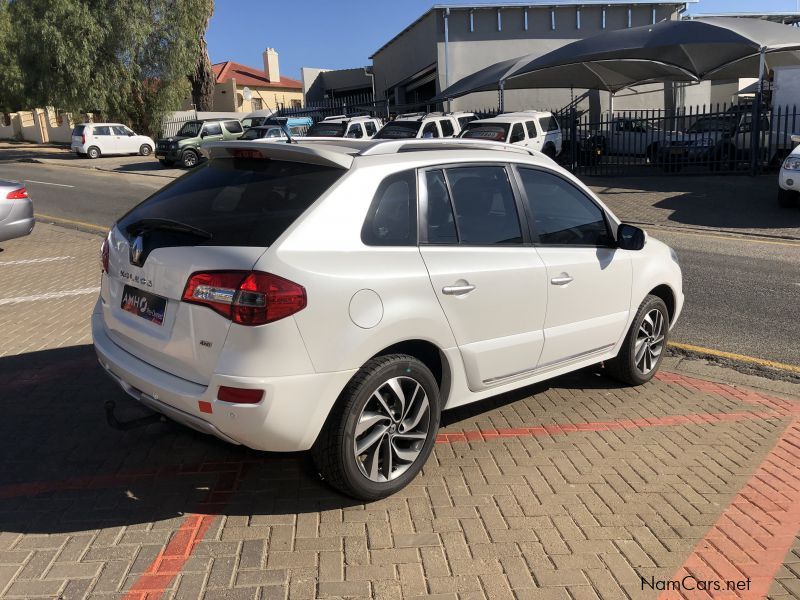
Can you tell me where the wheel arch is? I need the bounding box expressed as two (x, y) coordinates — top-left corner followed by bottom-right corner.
(369, 339), (452, 403)
(648, 283), (676, 325)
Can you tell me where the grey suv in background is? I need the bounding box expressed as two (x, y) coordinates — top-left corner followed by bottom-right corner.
(155, 119), (244, 168)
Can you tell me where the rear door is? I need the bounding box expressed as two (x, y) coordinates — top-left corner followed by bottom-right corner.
(91, 125), (115, 154)
(418, 164), (548, 391)
(100, 156), (346, 384)
(514, 166), (631, 367)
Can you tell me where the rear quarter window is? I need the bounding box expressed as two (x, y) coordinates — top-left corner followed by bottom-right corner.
(224, 120), (243, 134)
(361, 170), (417, 246)
(117, 158), (345, 247)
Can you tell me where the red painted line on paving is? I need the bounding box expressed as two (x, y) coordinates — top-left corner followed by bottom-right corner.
(659, 419), (800, 599)
(122, 466), (244, 600)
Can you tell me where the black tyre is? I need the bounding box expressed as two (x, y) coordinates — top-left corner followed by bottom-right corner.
(158, 159), (175, 167)
(87, 146), (101, 159)
(605, 295), (669, 386)
(181, 149), (199, 168)
(542, 144), (556, 159)
(778, 187), (800, 208)
(313, 354), (441, 501)
(139, 144), (152, 156)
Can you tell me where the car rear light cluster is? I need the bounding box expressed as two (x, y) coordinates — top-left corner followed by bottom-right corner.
(100, 236), (110, 273)
(182, 271), (306, 326)
(6, 187), (27, 200)
(82, 133), (86, 145)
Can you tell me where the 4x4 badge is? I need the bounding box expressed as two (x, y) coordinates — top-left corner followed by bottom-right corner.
(129, 235), (144, 266)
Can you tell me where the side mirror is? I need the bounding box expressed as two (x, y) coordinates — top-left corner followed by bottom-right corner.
(617, 223), (645, 250)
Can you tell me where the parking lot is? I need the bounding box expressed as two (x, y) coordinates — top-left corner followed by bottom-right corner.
(1, 210), (799, 598)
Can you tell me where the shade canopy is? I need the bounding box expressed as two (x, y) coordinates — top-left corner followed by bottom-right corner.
(434, 17), (800, 101)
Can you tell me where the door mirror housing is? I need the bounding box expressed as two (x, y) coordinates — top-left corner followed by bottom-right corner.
(617, 223), (645, 250)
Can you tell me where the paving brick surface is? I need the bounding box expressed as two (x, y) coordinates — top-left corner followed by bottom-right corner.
(0, 223), (799, 599)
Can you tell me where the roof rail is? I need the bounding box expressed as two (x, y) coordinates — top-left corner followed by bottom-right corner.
(358, 138), (537, 157)
(321, 114), (349, 121)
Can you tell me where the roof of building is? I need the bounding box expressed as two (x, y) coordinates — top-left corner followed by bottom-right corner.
(370, 1), (695, 58)
(212, 61), (303, 90)
(685, 12), (800, 25)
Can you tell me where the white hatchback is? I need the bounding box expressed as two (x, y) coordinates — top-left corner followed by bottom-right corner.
(93, 138), (683, 500)
(71, 123), (155, 159)
(460, 111), (563, 158)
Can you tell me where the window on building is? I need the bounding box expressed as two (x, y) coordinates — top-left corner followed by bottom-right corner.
(250, 98), (263, 111)
(291, 99), (301, 109)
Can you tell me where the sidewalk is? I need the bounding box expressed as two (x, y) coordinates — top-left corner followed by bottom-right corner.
(0, 141), (184, 180)
(0, 223), (799, 599)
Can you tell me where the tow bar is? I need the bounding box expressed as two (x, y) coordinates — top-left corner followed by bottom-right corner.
(104, 400), (165, 431)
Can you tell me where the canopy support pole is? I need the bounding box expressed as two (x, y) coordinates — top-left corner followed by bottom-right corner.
(609, 92), (615, 119)
(499, 79), (505, 113)
(443, 8), (451, 112)
(751, 46), (767, 176)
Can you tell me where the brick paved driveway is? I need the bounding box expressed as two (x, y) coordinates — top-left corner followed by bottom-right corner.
(1, 225), (799, 599)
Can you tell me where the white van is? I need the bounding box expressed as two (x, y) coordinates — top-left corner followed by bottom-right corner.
(71, 123), (155, 159)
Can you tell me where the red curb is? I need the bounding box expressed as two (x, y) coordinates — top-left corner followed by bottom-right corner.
(659, 419), (800, 599)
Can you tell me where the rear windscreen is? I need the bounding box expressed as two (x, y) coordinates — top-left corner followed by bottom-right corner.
(307, 123), (346, 137)
(374, 121), (421, 139)
(72, 125), (86, 136)
(460, 123), (509, 142)
(117, 159), (345, 247)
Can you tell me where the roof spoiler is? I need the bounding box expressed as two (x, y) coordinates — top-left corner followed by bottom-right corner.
(202, 141), (354, 169)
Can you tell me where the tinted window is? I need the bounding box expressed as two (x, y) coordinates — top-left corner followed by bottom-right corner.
(539, 116), (559, 132)
(307, 122), (346, 137)
(375, 121), (421, 139)
(93, 126), (111, 136)
(447, 166), (521, 245)
(224, 120), (243, 134)
(71, 125), (86, 136)
(112, 126), (129, 136)
(458, 115), (476, 128)
(509, 123), (525, 143)
(177, 121), (203, 137)
(241, 128), (266, 140)
(424, 170), (457, 244)
(525, 121), (537, 138)
(518, 168), (611, 246)
(117, 159), (344, 247)
(460, 122), (509, 142)
(440, 119), (454, 137)
(346, 124), (364, 138)
(421, 122), (439, 138)
(361, 170), (417, 246)
(203, 122), (222, 136)
(364, 121), (377, 136)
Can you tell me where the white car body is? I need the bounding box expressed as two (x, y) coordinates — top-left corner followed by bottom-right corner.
(460, 111), (563, 157)
(305, 115), (384, 139)
(93, 139), (683, 459)
(71, 123), (155, 158)
(375, 112), (475, 140)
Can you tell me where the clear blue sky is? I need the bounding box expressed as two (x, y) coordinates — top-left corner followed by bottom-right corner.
(206, 0), (796, 80)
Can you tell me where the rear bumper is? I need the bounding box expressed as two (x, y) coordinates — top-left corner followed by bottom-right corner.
(92, 303), (356, 452)
(0, 200), (34, 243)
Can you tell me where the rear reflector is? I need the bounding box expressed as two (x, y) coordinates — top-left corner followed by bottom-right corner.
(100, 235), (110, 273)
(217, 386), (264, 404)
(6, 187), (27, 200)
(182, 271), (306, 326)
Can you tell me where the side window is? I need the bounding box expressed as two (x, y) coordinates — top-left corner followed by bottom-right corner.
(361, 170), (417, 246)
(421, 122), (439, 138)
(204, 122), (222, 136)
(518, 167), (612, 246)
(424, 170), (457, 244)
(111, 126), (128, 136)
(440, 119), (454, 137)
(93, 126), (111, 136)
(224, 120), (243, 134)
(346, 124), (364, 138)
(525, 121), (537, 138)
(446, 166), (522, 245)
(364, 121), (377, 136)
(509, 123), (525, 143)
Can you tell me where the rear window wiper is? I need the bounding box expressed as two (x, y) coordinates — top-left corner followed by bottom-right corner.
(125, 218), (213, 240)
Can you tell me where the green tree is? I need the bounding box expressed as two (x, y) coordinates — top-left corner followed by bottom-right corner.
(5, 0), (214, 135)
(0, 2), (24, 113)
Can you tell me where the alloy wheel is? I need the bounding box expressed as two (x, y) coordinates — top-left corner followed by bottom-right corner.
(353, 376), (431, 483)
(635, 308), (665, 375)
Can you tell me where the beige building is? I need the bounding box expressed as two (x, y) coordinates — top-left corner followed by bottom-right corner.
(208, 48), (303, 113)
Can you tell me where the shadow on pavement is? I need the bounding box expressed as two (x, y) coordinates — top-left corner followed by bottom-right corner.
(587, 174), (800, 234)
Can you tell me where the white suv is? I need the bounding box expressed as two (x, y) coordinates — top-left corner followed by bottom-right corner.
(92, 138), (683, 500)
(71, 123), (155, 159)
(460, 111), (562, 158)
(375, 112), (475, 140)
(305, 115), (383, 139)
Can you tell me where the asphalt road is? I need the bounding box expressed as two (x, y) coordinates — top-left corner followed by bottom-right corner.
(2, 162), (798, 368)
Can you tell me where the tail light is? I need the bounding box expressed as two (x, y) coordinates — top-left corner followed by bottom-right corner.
(100, 236), (109, 273)
(182, 271), (306, 326)
(6, 187), (27, 200)
(217, 386), (264, 404)
(82, 133), (86, 145)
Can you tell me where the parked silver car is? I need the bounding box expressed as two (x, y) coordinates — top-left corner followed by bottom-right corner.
(0, 180), (34, 243)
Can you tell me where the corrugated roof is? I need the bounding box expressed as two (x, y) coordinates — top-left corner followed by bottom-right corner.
(212, 61), (303, 90)
(370, 1), (694, 58)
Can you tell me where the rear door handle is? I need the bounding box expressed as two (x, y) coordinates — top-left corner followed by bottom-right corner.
(550, 274), (573, 286)
(442, 284), (475, 296)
